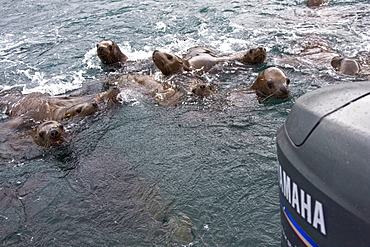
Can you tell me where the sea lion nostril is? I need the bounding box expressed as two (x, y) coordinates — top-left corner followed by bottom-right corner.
(280, 87), (288, 94)
(50, 129), (59, 138)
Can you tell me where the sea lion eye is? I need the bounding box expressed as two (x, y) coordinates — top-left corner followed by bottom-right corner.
(76, 107), (82, 113)
(166, 54), (173, 60)
(59, 124), (64, 130)
(109, 45), (113, 50)
(200, 84), (206, 89)
(286, 79), (290, 85)
(39, 131), (46, 139)
(192, 89), (196, 94)
(267, 80), (274, 89)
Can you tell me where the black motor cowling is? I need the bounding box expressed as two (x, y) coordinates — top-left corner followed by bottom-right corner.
(276, 81), (370, 246)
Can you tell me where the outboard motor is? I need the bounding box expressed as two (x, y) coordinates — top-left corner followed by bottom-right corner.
(276, 81), (370, 246)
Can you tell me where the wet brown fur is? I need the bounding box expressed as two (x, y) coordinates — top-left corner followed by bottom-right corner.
(97, 39), (128, 66)
(331, 56), (361, 75)
(307, 0), (327, 7)
(32, 121), (66, 147)
(152, 46), (266, 76)
(250, 67), (290, 100)
(0, 88), (119, 147)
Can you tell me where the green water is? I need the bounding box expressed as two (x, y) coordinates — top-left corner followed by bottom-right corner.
(1, 0), (369, 246)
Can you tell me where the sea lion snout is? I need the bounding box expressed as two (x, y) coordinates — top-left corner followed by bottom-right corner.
(97, 46), (105, 52)
(152, 50), (159, 56)
(280, 87), (288, 94)
(49, 129), (60, 138)
(256, 47), (266, 53)
(152, 50), (174, 61)
(278, 84), (290, 95)
(33, 121), (67, 147)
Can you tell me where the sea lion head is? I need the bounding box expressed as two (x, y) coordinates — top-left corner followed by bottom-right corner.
(307, 0), (327, 7)
(190, 80), (218, 98)
(240, 47), (267, 65)
(64, 101), (99, 119)
(331, 56), (360, 75)
(33, 121), (66, 147)
(152, 50), (191, 76)
(250, 67), (290, 99)
(96, 39), (128, 65)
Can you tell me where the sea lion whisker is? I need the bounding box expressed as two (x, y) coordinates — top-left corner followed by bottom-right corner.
(261, 93), (277, 102)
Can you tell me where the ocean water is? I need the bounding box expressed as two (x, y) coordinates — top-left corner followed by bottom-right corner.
(1, 0), (369, 246)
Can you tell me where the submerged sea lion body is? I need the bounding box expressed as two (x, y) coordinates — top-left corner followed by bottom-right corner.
(331, 56), (361, 75)
(164, 74), (218, 97)
(0, 89), (119, 147)
(0, 91), (100, 122)
(104, 74), (181, 105)
(104, 73), (217, 105)
(279, 35), (366, 77)
(278, 35), (342, 72)
(280, 35), (338, 68)
(152, 46), (266, 75)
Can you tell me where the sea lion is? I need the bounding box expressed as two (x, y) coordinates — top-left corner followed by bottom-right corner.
(238, 46), (267, 65)
(96, 39), (128, 66)
(163, 73), (218, 97)
(250, 67), (290, 100)
(0, 88), (119, 148)
(279, 35), (367, 77)
(104, 74), (182, 106)
(307, 0), (327, 7)
(0, 89), (118, 122)
(277, 35), (341, 72)
(183, 46), (266, 67)
(190, 80), (218, 98)
(32, 121), (66, 147)
(152, 50), (191, 76)
(331, 56), (361, 75)
(224, 67), (291, 107)
(152, 46), (266, 76)
(103, 73), (216, 105)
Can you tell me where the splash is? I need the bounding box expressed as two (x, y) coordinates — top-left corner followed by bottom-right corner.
(20, 69), (85, 95)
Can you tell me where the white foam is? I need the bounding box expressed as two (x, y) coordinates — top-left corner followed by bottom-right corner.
(20, 69), (85, 95)
(116, 89), (142, 106)
(155, 21), (167, 32)
(83, 47), (101, 69)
